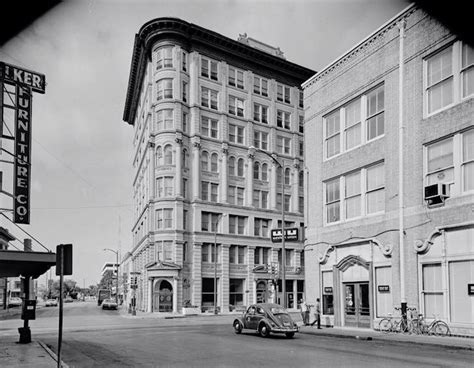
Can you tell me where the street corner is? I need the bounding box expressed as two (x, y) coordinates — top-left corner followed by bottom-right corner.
(0, 339), (60, 368)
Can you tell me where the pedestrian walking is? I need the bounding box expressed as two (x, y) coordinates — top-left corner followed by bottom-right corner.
(310, 298), (321, 329)
(299, 299), (309, 325)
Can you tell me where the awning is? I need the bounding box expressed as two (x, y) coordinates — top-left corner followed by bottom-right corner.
(0, 250), (56, 279)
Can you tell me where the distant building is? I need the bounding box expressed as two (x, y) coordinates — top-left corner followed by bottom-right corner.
(101, 262), (118, 276)
(303, 4), (473, 335)
(122, 18), (314, 313)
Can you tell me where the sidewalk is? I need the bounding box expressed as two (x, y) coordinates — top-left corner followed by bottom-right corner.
(0, 337), (67, 368)
(299, 325), (474, 350)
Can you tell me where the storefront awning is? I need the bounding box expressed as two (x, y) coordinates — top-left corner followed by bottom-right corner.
(0, 250), (56, 279)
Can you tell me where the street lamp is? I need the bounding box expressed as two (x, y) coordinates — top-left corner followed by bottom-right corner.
(214, 213), (226, 314)
(250, 146), (286, 308)
(103, 248), (119, 305)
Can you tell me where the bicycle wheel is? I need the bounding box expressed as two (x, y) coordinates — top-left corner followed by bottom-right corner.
(378, 318), (392, 333)
(430, 321), (450, 336)
(408, 320), (421, 335)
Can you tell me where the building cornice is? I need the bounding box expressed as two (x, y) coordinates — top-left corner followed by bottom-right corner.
(302, 4), (417, 89)
(123, 17), (315, 125)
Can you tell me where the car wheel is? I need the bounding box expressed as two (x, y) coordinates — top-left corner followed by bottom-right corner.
(285, 332), (295, 338)
(233, 321), (243, 334)
(259, 324), (270, 338)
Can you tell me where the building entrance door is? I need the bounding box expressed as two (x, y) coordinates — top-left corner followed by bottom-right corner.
(256, 281), (267, 303)
(153, 280), (173, 312)
(343, 282), (370, 328)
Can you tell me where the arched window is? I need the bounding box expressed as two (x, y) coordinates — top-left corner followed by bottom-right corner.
(237, 158), (244, 177)
(299, 170), (304, 188)
(277, 167), (283, 184)
(164, 144), (173, 165)
(253, 162), (260, 180)
(261, 163), (268, 181)
(156, 146), (162, 165)
(201, 151), (209, 171)
(211, 153), (218, 172)
(182, 148), (188, 168)
(229, 156), (236, 176)
(285, 168), (291, 185)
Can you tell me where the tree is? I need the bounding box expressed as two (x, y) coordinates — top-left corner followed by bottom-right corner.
(49, 278), (80, 299)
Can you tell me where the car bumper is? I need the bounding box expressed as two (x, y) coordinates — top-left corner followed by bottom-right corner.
(271, 326), (299, 333)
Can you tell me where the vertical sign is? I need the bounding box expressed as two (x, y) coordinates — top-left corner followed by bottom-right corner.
(13, 85), (32, 224)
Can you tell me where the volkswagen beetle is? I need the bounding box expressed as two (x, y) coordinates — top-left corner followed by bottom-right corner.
(233, 303), (298, 338)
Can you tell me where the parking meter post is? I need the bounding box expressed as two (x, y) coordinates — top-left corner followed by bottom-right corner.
(18, 276), (31, 344)
(57, 248), (64, 368)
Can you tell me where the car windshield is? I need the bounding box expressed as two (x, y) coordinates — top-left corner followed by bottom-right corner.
(270, 306), (287, 315)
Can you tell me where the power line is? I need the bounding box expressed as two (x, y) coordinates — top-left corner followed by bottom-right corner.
(0, 212), (51, 252)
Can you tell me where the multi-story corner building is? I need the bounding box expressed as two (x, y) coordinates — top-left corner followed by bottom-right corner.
(303, 4), (473, 335)
(122, 18), (315, 314)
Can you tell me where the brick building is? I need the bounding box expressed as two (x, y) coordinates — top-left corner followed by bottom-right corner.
(303, 4), (473, 334)
(122, 18), (314, 314)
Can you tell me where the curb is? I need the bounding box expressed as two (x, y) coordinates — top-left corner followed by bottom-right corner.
(37, 340), (70, 368)
(300, 329), (473, 351)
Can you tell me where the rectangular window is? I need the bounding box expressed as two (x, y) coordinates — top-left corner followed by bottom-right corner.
(324, 85), (385, 159)
(182, 51), (187, 72)
(182, 81), (188, 103)
(462, 129), (474, 191)
(201, 57), (218, 81)
(325, 111), (340, 158)
(201, 117), (218, 138)
(157, 78), (173, 100)
(229, 124), (244, 144)
(156, 208), (173, 229)
(253, 103), (268, 124)
(344, 98), (361, 149)
(461, 43), (474, 98)
(156, 46), (173, 69)
(277, 84), (291, 104)
(229, 67), (244, 89)
(298, 196), (304, 213)
(277, 110), (291, 130)
(183, 210), (188, 230)
(325, 178), (340, 224)
(182, 112), (188, 133)
(422, 264), (445, 318)
(276, 193), (291, 212)
(254, 131), (269, 150)
(254, 247), (269, 265)
(425, 129), (474, 195)
(229, 279), (244, 308)
(299, 90), (304, 108)
(366, 163), (385, 214)
(229, 215), (246, 235)
(229, 96), (244, 117)
(426, 46), (453, 114)
(253, 190), (268, 209)
(366, 85), (384, 141)
(156, 176), (174, 198)
(345, 172), (361, 219)
(254, 218), (269, 237)
(253, 76), (268, 96)
(299, 140), (304, 157)
(201, 87), (218, 110)
(201, 212), (220, 232)
(156, 109), (173, 131)
(299, 115), (304, 133)
(228, 185), (244, 205)
(201, 181), (218, 202)
(277, 136), (291, 154)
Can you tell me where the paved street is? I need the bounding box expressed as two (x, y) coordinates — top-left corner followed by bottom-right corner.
(1, 301), (473, 367)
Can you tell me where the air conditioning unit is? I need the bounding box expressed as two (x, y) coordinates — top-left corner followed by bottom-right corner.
(424, 183), (449, 206)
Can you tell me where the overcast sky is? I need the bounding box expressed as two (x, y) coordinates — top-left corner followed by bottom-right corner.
(0, 0), (409, 288)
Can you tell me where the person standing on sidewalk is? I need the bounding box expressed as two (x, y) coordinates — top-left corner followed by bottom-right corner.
(299, 299), (309, 326)
(310, 298), (321, 329)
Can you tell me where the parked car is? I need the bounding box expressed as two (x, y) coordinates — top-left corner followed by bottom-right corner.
(64, 296), (73, 303)
(101, 299), (118, 310)
(8, 297), (22, 308)
(233, 303), (299, 338)
(45, 299), (58, 307)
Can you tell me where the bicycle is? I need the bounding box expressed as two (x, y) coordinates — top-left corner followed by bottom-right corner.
(378, 307), (409, 333)
(411, 313), (451, 336)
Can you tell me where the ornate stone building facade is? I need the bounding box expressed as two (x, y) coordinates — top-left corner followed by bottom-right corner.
(122, 18), (314, 314)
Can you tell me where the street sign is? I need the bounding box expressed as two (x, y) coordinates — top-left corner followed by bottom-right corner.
(270, 228), (299, 243)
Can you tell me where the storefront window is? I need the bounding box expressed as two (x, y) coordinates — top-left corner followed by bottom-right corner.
(322, 271), (334, 315)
